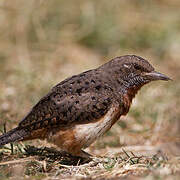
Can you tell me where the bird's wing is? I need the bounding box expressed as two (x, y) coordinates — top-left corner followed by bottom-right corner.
(18, 91), (113, 131)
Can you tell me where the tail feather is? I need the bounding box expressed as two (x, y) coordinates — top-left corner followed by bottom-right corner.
(0, 127), (28, 147)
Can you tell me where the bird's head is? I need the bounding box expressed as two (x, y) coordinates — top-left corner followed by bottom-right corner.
(103, 55), (171, 114)
(118, 55), (170, 84)
(101, 55), (171, 108)
(103, 55), (171, 89)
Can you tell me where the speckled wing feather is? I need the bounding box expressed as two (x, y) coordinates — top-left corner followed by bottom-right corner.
(18, 69), (114, 136)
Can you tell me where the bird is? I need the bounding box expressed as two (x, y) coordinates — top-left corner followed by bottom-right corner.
(0, 55), (171, 158)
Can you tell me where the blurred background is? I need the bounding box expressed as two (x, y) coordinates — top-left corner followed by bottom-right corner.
(0, 0), (179, 156)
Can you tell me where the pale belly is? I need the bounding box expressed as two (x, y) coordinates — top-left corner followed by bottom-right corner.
(75, 106), (120, 148)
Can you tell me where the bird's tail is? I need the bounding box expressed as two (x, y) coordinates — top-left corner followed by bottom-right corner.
(0, 127), (28, 147)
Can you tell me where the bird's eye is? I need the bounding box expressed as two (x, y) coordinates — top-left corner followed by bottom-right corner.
(134, 64), (142, 71)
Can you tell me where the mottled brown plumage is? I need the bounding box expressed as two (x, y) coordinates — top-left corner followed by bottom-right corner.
(0, 55), (170, 157)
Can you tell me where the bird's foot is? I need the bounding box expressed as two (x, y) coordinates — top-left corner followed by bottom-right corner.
(71, 150), (92, 164)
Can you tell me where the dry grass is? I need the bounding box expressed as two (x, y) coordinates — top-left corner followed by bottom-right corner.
(0, 0), (180, 179)
(0, 143), (179, 179)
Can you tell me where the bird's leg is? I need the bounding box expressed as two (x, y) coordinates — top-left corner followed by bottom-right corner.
(71, 150), (92, 162)
(75, 150), (92, 163)
(79, 150), (92, 158)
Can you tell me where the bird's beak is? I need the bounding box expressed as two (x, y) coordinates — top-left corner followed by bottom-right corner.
(144, 71), (172, 81)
